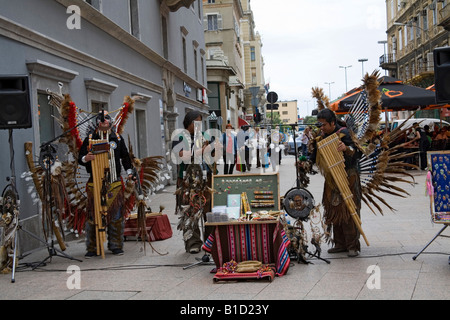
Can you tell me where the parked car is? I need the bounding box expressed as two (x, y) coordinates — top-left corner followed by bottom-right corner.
(286, 132), (303, 155)
(391, 118), (450, 131)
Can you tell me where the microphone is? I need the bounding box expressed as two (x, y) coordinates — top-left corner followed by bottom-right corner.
(100, 109), (105, 123)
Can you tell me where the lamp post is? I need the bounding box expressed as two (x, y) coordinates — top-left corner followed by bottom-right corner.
(358, 58), (368, 77)
(303, 100), (310, 118)
(324, 82), (334, 100)
(339, 65), (352, 93)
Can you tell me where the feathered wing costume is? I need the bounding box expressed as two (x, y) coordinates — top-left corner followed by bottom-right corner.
(310, 70), (418, 219)
(24, 90), (163, 246)
(287, 71), (418, 261)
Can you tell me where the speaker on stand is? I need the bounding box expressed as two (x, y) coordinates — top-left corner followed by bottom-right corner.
(434, 47), (450, 104)
(0, 75), (32, 281)
(0, 75), (32, 129)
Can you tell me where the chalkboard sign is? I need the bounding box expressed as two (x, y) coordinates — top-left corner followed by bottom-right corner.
(211, 173), (280, 214)
(427, 151), (450, 224)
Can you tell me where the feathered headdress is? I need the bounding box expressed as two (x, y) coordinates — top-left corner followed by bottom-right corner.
(311, 87), (330, 111)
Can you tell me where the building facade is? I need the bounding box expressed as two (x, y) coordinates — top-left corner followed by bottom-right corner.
(0, 0), (207, 250)
(268, 100), (298, 126)
(381, 0), (450, 119)
(203, 0), (265, 130)
(240, 0), (266, 123)
(203, 0), (244, 130)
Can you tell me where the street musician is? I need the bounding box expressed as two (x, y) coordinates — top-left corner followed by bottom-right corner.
(78, 110), (133, 258)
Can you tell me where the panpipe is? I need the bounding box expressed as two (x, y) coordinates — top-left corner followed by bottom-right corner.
(317, 133), (369, 246)
(89, 137), (111, 258)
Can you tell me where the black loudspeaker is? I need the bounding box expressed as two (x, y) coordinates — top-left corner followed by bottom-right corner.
(0, 75), (32, 129)
(434, 47), (450, 104)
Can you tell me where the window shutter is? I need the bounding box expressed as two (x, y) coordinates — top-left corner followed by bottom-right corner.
(203, 15), (208, 31)
(217, 14), (223, 30)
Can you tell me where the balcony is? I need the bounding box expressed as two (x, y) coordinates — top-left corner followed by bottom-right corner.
(438, 3), (450, 30)
(379, 53), (397, 70)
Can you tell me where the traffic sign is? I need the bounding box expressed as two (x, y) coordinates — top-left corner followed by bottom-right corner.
(266, 104), (279, 110)
(267, 91), (278, 104)
(249, 86), (260, 97)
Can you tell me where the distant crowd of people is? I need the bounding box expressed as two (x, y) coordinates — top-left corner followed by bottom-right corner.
(395, 123), (449, 170)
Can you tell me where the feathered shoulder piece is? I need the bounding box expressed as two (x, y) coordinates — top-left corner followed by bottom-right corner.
(60, 94), (84, 152)
(114, 96), (135, 135)
(344, 70), (382, 156)
(311, 87), (329, 111)
(359, 70), (382, 146)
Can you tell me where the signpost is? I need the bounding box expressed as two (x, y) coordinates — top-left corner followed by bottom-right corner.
(266, 91), (278, 125)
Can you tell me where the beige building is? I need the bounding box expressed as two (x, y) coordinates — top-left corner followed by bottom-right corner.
(381, 0), (450, 118)
(269, 100), (298, 125)
(203, 0), (265, 130)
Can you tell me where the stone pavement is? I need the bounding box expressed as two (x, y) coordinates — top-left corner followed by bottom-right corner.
(0, 155), (449, 302)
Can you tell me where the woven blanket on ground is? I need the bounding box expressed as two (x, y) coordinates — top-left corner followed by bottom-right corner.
(202, 222), (290, 276)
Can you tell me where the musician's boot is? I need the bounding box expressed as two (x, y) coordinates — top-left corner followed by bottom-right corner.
(85, 219), (97, 258)
(108, 216), (124, 255)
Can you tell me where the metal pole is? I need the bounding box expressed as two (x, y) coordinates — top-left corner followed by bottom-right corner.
(339, 65), (352, 92)
(358, 58), (368, 77)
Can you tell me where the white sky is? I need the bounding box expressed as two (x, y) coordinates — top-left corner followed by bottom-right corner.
(250, 0), (388, 118)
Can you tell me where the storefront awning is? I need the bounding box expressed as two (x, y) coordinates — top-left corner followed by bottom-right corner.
(238, 117), (250, 128)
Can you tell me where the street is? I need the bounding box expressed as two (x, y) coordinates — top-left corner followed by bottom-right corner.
(0, 154), (449, 301)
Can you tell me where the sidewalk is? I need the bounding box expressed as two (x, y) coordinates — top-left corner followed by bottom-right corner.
(0, 155), (449, 301)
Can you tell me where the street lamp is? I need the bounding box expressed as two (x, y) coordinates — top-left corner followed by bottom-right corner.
(303, 100), (310, 117)
(358, 58), (368, 77)
(339, 65), (352, 93)
(324, 82), (335, 100)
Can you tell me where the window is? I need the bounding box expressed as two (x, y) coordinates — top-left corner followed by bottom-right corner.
(208, 14), (218, 31)
(422, 9), (428, 31)
(207, 82), (220, 111)
(251, 68), (257, 85)
(130, 0), (140, 38)
(432, 1), (438, 25)
(91, 101), (107, 114)
(162, 16), (169, 59)
(135, 109), (147, 158)
(85, 0), (100, 11)
(404, 25), (408, 47)
(208, 0), (215, 3)
(250, 47), (256, 61)
(182, 37), (187, 73)
(197, 0), (202, 18)
(38, 92), (56, 145)
(415, 16), (421, 38)
(201, 56), (205, 84)
(194, 49), (198, 80)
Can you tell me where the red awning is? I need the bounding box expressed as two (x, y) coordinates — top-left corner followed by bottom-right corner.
(238, 117), (250, 128)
